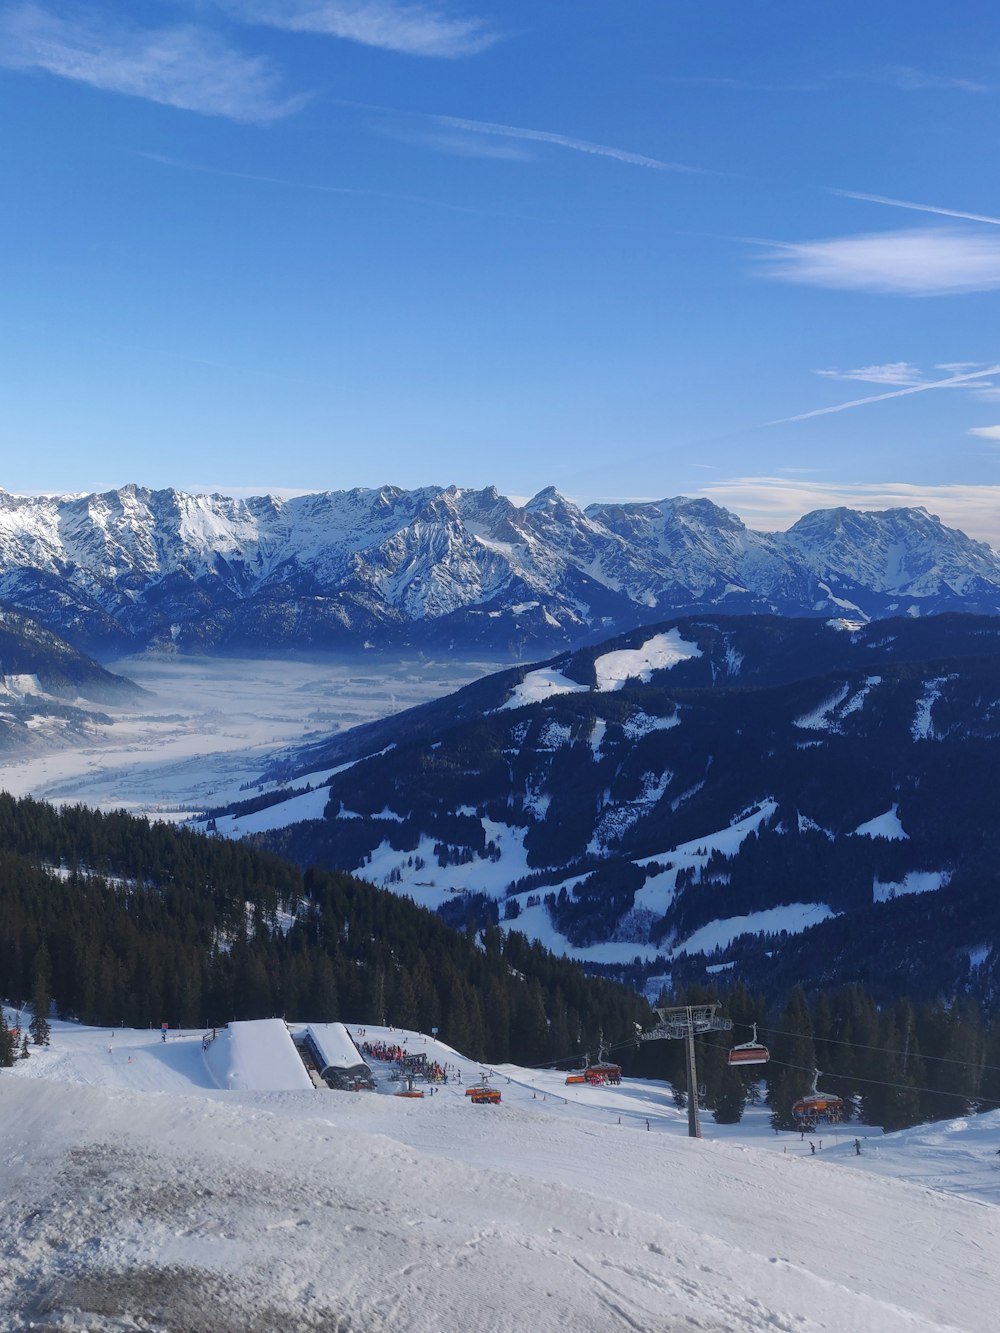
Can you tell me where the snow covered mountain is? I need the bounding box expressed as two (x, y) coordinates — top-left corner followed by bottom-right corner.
(0, 606), (142, 749)
(1, 484), (999, 653)
(232, 614), (1000, 1002)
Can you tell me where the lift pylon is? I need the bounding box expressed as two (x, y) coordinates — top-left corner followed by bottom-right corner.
(640, 1004), (733, 1138)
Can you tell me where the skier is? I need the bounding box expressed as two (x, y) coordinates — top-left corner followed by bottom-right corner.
(854, 1138), (862, 1155)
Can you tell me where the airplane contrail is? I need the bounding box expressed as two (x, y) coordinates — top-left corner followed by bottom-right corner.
(771, 363), (1000, 425)
(830, 188), (1000, 227)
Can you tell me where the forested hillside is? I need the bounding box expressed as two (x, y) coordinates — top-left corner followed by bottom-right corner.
(0, 794), (648, 1066)
(245, 614), (1000, 1008)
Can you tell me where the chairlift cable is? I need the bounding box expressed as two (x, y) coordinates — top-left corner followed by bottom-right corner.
(735, 1020), (1000, 1076)
(695, 1036), (997, 1104)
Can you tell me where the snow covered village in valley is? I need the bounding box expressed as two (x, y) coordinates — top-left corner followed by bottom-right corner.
(6, 0), (1000, 1329)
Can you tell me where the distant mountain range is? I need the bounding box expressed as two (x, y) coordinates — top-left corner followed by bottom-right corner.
(1, 484), (999, 654)
(233, 614), (1000, 1006)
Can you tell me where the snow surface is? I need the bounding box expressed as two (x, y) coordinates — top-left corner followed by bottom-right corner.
(500, 629), (700, 710)
(498, 665), (588, 710)
(2, 1012), (999, 1332)
(912, 676), (953, 741)
(852, 803), (909, 840)
(206, 784), (332, 837)
(203, 1019), (315, 1092)
(675, 902), (836, 956)
(304, 1022), (367, 1072)
(794, 682), (851, 730)
(873, 869), (952, 903)
(592, 628), (702, 691)
(347, 799), (791, 969)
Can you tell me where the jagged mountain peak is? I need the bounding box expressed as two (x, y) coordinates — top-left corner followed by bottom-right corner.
(523, 486), (581, 514)
(782, 504), (1000, 597)
(0, 484), (997, 653)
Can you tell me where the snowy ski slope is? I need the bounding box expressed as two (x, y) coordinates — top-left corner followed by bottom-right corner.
(2, 1013), (999, 1331)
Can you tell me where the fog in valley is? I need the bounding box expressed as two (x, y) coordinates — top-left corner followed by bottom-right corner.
(0, 653), (505, 820)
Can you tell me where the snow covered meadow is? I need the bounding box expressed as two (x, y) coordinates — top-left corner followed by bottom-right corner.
(2, 1012), (998, 1332)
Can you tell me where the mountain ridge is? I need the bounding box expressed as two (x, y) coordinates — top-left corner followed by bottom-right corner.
(1, 484), (998, 653)
(229, 613), (1000, 1007)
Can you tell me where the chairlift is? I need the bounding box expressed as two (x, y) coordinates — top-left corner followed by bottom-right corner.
(728, 1023), (770, 1067)
(792, 1069), (844, 1128)
(465, 1072), (496, 1097)
(395, 1073), (425, 1098)
(470, 1087), (501, 1104)
(585, 1059), (622, 1085)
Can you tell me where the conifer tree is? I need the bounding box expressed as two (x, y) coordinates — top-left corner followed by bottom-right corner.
(29, 952), (51, 1047)
(711, 1064), (748, 1124)
(0, 1012), (15, 1067)
(767, 986), (815, 1130)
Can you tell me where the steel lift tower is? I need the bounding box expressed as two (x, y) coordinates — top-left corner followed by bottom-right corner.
(641, 1004), (732, 1138)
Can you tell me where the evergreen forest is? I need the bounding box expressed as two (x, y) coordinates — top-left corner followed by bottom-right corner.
(0, 793), (648, 1067)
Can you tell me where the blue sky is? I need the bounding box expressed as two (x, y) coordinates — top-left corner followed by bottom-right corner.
(4, 1), (1000, 541)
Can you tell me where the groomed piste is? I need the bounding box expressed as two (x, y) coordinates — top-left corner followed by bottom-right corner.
(1, 1010), (998, 1332)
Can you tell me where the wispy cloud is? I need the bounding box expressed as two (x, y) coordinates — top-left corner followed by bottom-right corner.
(661, 65), (992, 95)
(218, 0), (498, 58)
(814, 362), (927, 387)
(136, 151), (368, 195)
(185, 484), (319, 500)
(968, 425), (1000, 441)
(871, 64), (992, 93)
(344, 100), (708, 172)
(770, 364), (1000, 425)
(423, 113), (705, 173)
(0, 3), (302, 122)
(696, 477), (1000, 546)
(135, 149), (487, 214)
(758, 228), (1000, 296)
(380, 126), (532, 161)
(659, 74), (823, 93)
(830, 189), (1000, 228)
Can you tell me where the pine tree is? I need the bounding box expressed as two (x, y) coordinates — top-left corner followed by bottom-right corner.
(712, 1064), (747, 1124)
(0, 1012), (15, 1067)
(767, 986), (815, 1130)
(29, 949), (52, 1047)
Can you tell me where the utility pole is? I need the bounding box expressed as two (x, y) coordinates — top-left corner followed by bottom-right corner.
(641, 1004), (733, 1138)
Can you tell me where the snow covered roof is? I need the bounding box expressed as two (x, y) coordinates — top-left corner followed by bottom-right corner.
(204, 1018), (313, 1092)
(304, 1022), (368, 1072)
